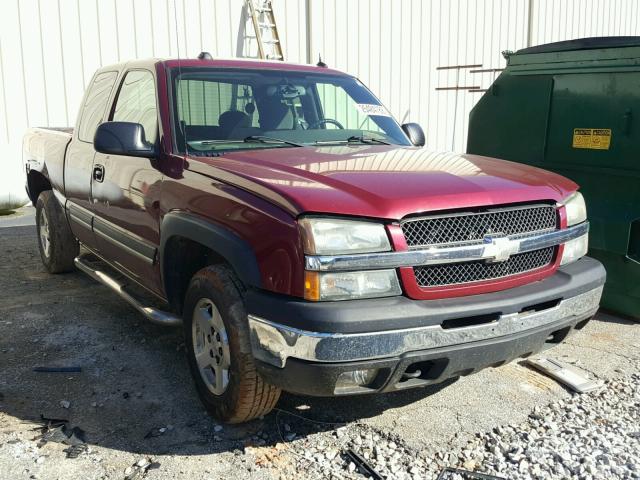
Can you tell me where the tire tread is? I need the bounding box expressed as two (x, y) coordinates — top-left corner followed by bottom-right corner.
(183, 265), (280, 423)
(36, 191), (78, 273)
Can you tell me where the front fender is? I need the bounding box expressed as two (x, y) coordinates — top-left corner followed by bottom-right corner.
(159, 211), (262, 289)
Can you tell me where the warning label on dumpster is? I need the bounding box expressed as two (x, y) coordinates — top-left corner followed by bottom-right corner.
(572, 128), (611, 150)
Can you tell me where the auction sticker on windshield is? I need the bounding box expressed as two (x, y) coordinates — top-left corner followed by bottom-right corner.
(355, 104), (392, 117)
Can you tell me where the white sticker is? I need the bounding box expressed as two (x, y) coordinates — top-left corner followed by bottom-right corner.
(354, 103), (391, 117)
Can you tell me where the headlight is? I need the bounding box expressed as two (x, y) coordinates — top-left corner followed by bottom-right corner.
(299, 217), (391, 255)
(561, 233), (589, 265)
(563, 192), (587, 226)
(304, 270), (401, 301)
(560, 192), (588, 265)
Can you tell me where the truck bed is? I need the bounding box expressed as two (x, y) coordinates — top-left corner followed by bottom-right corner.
(23, 127), (74, 201)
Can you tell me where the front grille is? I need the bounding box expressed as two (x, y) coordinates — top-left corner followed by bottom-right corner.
(401, 204), (557, 248)
(414, 247), (555, 287)
(401, 204), (559, 289)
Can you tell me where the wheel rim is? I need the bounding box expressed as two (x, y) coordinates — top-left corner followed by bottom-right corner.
(39, 207), (51, 259)
(192, 298), (231, 395)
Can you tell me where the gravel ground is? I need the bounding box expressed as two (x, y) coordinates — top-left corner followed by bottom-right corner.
(253, 373), (640, 479)
(1, 219), (639, 480)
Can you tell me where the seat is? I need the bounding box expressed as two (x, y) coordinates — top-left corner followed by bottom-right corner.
(219, 110), (251, 138)
(259, 99), (294, 130)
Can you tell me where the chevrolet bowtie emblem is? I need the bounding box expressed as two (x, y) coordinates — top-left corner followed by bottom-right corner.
(482, 234), (520, 263)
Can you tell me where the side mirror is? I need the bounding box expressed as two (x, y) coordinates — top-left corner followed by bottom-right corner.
(94, 121), (155, 158)
(401, 122), (426, 147)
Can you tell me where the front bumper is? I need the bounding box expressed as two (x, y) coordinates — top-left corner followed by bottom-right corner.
(247, 257), (605, 396)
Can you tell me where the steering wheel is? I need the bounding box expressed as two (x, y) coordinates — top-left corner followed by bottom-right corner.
(308, 118), (345, 129)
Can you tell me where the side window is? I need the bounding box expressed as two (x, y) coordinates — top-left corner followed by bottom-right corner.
(177, 80), (259, 127)
(77, 71), (118, 143)
(316, 83), (382, 132)
(112, 70), (158, 143)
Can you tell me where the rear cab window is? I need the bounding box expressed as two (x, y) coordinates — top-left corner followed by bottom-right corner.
(178, 80), (259, 128)
(77, 71), (118, 143)
(111, 70), (158, 143)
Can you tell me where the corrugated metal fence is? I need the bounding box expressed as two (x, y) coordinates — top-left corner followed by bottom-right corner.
(1, 0), (638, 204)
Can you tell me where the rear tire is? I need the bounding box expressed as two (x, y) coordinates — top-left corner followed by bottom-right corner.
(183, 265), (281, 423)
(35, 191), (79, 273)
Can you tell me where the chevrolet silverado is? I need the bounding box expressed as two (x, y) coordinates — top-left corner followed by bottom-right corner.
(22, 55), (605, 423)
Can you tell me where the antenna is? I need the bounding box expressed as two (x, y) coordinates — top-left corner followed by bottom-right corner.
(316, 54), (327, 68)
(173, 0), (189, 159)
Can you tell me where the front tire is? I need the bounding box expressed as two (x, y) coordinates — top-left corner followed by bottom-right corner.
(183, 265), (281, 423)
(35, 191), (79, 273)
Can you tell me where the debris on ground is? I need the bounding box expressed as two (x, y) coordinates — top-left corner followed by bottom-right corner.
(59, 400), (71, 409)
(33, 366), (82, 373)
(144, 426), (167, 439)
(124, 457), (159, 480)
(63, 444), (89, 459)
(33, 415), (88, 459)
(344, 448), (384, 479)
(437, 467), (506, 479)
(525, 356), (604, 393)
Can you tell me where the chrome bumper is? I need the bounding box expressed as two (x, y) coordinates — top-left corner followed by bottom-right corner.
(248, 285), (603, 368)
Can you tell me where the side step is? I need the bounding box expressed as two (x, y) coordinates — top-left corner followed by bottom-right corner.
(74, 254), (182, 327)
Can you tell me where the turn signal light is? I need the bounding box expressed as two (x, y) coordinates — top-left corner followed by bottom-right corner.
(304, 271), (320, 301)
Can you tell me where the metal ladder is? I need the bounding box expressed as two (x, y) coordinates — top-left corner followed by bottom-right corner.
(245, 0), (284, 60)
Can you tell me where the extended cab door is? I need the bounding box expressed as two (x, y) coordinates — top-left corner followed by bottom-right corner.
(64, 71), (118, 247)
(90, 69), (164, 294)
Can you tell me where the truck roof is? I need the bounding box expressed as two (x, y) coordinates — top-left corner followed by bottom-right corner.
(162, 57), (347, 75)
(94, 56), (348, 77)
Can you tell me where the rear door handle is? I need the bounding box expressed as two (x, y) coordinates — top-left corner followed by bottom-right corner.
(93, 164), (105, 183)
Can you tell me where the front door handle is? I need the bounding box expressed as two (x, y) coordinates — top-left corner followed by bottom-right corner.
(93, 164), (105, 183)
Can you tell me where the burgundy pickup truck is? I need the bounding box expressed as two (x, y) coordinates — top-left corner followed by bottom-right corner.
(23, 55), (605, 423)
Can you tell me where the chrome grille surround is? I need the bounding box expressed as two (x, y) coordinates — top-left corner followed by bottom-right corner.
(304, 221), (588, 272)
(401, 204), (558, 249)
(401, 204), (559, 288)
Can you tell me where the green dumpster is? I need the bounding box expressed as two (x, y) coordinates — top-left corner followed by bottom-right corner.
(467, 36), (640, 319)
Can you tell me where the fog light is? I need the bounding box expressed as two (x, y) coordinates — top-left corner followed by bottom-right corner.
(334, 368), (378, 393)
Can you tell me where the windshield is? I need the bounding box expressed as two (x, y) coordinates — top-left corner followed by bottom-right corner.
(169, 67), (411, 154)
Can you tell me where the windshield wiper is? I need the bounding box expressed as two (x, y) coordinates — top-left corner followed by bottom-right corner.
(346, 135), (391, 145)
(244, 135), (304, 147)
(191, 139), (244, 145)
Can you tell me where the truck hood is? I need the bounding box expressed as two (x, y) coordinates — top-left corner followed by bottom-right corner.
(188, 145), (577, 219)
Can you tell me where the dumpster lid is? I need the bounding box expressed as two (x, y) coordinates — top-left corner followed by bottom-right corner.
(517, 36), (640, 55)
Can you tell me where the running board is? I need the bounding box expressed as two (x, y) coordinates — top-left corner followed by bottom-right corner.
(74, 255), (182, 327)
